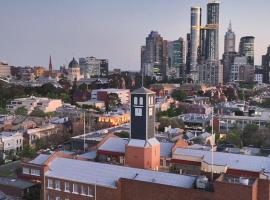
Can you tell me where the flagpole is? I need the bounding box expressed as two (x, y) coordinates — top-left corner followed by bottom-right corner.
(211, 106), (214, 181)
(83, 112), (86, 152)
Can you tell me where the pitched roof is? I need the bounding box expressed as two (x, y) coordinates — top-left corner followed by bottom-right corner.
(131, 87), (155, 94)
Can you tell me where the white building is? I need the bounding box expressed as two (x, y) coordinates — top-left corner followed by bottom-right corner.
(79, 57), (108, 78)
(254, 73), (263, 84)
(0, 131), (23, 153)
(91, 89), (130, 105)
(6, 96), (63, 114)
(67, 58), (82, 82)
(0, 61), (11, 78)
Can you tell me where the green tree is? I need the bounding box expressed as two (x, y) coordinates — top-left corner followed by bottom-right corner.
(105, 93), (121, 112)
(226, 127), (242, 147)
(19, 146), (36, 159)
(171, 90), (187, 102)
(115, 131), (129, 138)
(15, 107), (28, 116)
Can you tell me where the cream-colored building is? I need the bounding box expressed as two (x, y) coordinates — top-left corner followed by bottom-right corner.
(68, 58), (82, 82)
(6, 96), (63, 114)
(25, 124), (59, 147)
(0, 61), (11, 78)
(0, 131), (23, 153)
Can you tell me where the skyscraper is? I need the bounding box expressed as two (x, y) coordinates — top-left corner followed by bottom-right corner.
(224, 21), (236, 53)
(186, 33), (192, 74)
(262, 45), (270, 83)
(205, 1), (220, 61)
(239, 36), (255, 66)
(190, 7), (202, 81)
(222, 21), (237, 84)
(141, 31), (166, 80)
(190, 7), (202, 69)
(167, 38), (185, 79)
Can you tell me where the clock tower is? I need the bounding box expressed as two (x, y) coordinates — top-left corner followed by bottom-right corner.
(125, 87), (160, 170)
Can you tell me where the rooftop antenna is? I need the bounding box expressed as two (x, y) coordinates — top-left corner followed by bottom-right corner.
(141, 66), (144, 87)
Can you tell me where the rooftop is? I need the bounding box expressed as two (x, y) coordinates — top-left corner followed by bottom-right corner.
(131, 87), (155, 94)
(0, 177), (34, 189)
(46, 157), (196, 189)
(174, 148), (270, 176)
(98, 137), (129, 153)
(29, 154), (51, 165)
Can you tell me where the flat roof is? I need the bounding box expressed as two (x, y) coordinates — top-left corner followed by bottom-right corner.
(174, 148), (270, 175)
(46, 158), (196, 189)
(0, 177), (35, 189)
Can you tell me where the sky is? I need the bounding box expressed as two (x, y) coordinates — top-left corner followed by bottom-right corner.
(0, 0), (269, 70)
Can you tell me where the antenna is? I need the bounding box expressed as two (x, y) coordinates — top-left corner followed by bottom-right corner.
(141, 66), (144, 87)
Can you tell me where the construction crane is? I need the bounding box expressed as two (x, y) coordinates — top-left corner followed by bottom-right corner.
(192, 23), (220, 30)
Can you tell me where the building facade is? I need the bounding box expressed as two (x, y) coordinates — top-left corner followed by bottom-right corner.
(79, 57), (108, 78)
(262, 45), (270, 83)
(0, 61), (11, 78)
(239, 36), (255, 66)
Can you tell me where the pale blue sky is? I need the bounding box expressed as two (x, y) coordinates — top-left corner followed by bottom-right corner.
(0, 0), (269, 70)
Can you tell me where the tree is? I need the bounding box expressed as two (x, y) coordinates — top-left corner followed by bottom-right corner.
(35, 138), (47, 150)
(158, 117), (184, 132)
(105, 93), (121, 112)
(115, 131), (129, 138)
(226, 127), (242, 147)
(171, 90), (187, 102)
(15, 107), (28, 116)
(19, 146), (36, 159)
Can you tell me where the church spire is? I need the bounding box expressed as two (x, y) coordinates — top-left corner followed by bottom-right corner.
(49, 55), (52, 72)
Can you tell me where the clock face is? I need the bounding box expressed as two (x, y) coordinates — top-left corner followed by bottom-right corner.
(135, 108), (142, 116)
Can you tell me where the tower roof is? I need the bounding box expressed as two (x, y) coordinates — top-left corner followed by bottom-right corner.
(131, 87), (155, 94)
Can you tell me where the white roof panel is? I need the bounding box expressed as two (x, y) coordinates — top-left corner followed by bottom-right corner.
(45, 158), (196, 189)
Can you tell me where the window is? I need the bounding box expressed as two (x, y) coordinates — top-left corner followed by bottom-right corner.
(31, 169), (40, 176)
(55, 180), (61, 191)
(22, 167), (30, 174)
(64, 182), (70, 192)
(55, 197), (61, 200)
(133, 97), (138, 105)
(139, 97), (143, 105)
(135, 108), (142, 116)
(72, 183), (79, 194)
(88, 187), (93, 196)
(149, 108), (153, 116)
(47, 179), (53, 189)
(81, 185), (88, 195)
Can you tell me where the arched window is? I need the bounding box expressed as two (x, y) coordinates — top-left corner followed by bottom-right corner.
(134, 97), (138, 105)
(139, 97), (143, 105)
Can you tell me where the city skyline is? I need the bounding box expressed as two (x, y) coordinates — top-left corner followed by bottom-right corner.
(0, 0), (269, 70)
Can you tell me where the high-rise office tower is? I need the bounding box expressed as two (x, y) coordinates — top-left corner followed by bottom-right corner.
(239, 36), (255, 66)
(224, 21), (236, 53)
(205, 1), (220, 61)
(141, 31), (166, 80)
(190, 7), (202, 81)
(222, 21), (237, 84)
(186, 33), (192, 74)
(262, 45), (270, 83)
(172, 38), (185, 79)
(167, 38), (186, 79)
